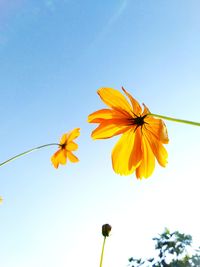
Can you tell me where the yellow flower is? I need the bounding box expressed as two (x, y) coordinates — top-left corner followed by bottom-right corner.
(88, 87), (169, 179)
(51, 128), (80, 169)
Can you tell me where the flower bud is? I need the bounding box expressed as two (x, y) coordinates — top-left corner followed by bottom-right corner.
(102, 224), (112, 237)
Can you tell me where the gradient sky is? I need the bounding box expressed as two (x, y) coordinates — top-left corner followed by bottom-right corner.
(0, 1), (200, 267)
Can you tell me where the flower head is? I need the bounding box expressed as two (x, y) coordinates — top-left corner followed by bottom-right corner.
(88, 87), (169, 179)
(51, 128), (80, 168)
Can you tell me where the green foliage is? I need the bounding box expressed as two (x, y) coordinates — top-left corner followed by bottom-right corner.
(128, 228), (200, 267)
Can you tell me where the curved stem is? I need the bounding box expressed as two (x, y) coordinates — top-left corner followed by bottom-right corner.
(0, 143), (59, 168)
(149, 113), (200, 127)
(99, 236), (107, 267)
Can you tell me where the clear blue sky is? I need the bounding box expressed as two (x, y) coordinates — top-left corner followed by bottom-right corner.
(0, 1), (200, 266)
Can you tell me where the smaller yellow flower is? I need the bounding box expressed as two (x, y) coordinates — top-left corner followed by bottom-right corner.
(51, 128), (80, 169)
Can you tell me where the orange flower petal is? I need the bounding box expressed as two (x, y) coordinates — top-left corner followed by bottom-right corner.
(67, 151), (79, 163)
(142, 103), (150, 115)
(66, 141), (78, 151)
(144, 132), (168, 167)
(91, 119), (131, 139)
(67, 128), (80, 142)
(136, 135), (155, 179)
(144, 116), (169, 144)
(51, 150), (61, 169)
(60, 133), (68, 145)
(122, 87), (142, 115)
(88, 109), (127, 123)
(129, 128), (143, 169)
(112, 128), (142, 175)
(97, 88), (133, 116)
(51, 154), (59, 168)
(51, 149), (67, 168)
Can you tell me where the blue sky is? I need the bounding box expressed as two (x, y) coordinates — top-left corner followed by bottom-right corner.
(0, 1), (200, 266)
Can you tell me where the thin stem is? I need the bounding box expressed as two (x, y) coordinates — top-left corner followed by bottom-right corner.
(0, 143), (59, 167)
(149, 113), (200, 127)
(99, 236), (107, 267)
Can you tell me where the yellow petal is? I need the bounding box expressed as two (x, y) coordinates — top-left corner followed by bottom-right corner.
(153, 142), (168, 167)
(142, 103), (150, 115)
(0, 196), (3, 204)
(66, 141), (78, 151)
(51, 154), (59, 168)
(91, 119), (131, 139)
(122, 87), (142, 115)
(145, 132), (168, 167)
(112, 128), (142, 175)
(88, 109), (127, 123)
(97, 88), (133, 116)
(129, 128), (143, 169)
(136, 134), (155, 179)
(60, 133), (68, 145)
(51, 149), (67, 168)
(144, 116), (169, 144)
(67, 151), (79, 163)
(67, 128), (80, 142)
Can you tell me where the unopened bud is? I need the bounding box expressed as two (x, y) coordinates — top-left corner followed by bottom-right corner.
(102, 224), (112, 237)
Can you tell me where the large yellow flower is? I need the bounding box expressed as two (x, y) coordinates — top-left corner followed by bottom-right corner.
(88, 87), (169, 179)
(51, 128), (80, 169)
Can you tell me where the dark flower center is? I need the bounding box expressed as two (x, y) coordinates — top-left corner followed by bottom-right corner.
(60, 143), (66, 149)
(130, 114), (146, 125)
(129, 114), (147, 130)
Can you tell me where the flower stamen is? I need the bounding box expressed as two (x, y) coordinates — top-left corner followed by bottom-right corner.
(132, 114), (147, 126)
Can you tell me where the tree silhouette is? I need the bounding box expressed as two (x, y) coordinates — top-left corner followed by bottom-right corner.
(128, 228), (200, 267)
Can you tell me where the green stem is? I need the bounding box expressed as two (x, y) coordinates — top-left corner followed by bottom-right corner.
(149, 113), (200, 127)
(99, 236), (107, 267)
(0, 143), (59, 168)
